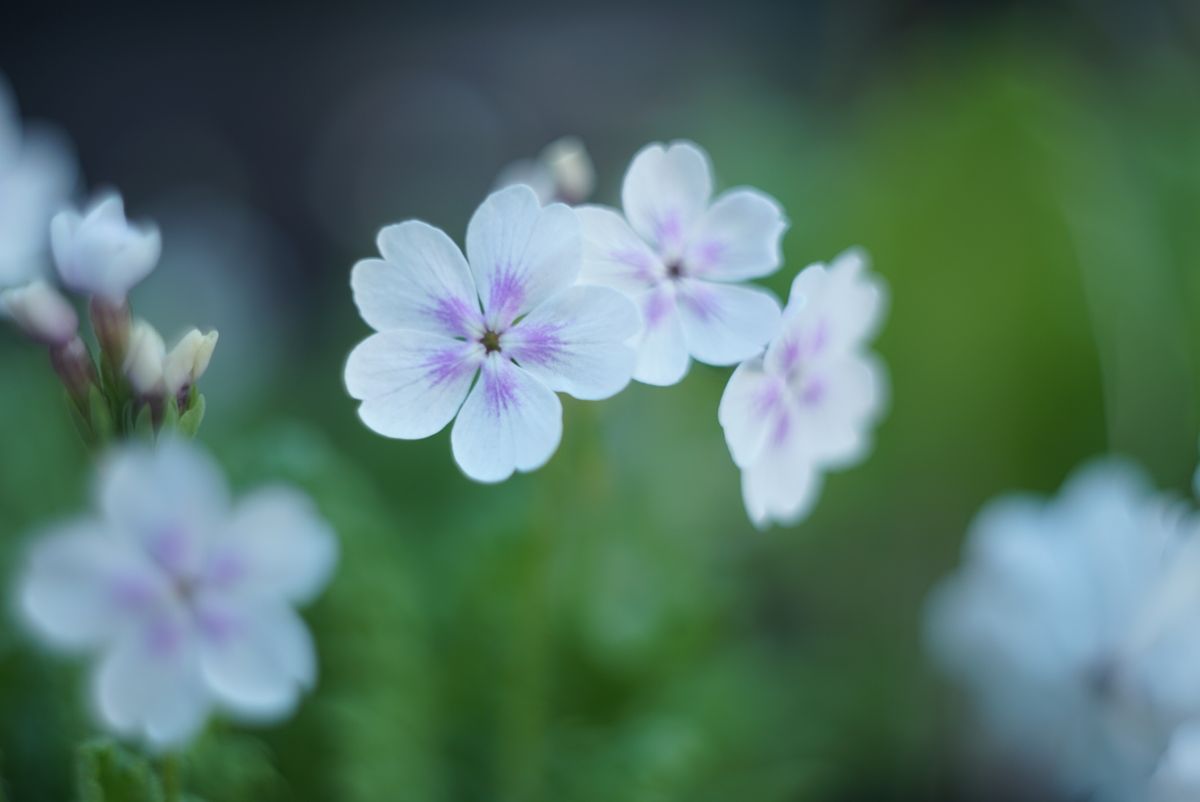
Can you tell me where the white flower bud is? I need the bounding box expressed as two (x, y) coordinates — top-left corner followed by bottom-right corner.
(51, 191), (161, 302)
(541, 136), (594, 204)
(163, 328), (218, 396)
(123, 319), (166, 397)
(1, 280), (78, 346)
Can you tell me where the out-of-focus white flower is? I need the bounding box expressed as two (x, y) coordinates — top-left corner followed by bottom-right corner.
(925, 460), (1200, 802)
(0, 75), (77, 290)
(124, 321), (218, 399)
(1, 280), (79, 346)
(1152, 723), (1200, 802)
(163, 328), (218, 397)
(494, 136), (595, 206)
(18, 439), (337, 750)
(718, 249), (886, 528)
(51, 192), (161, 301)
(578, 140), (787, 386)
(346, 184), (639, 483)
(123, 319), (167, 397)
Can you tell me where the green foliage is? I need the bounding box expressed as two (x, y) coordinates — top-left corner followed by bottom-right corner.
(75, 740), (163, 802)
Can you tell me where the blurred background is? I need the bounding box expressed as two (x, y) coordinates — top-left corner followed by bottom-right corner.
(2, 0), (1199, 799)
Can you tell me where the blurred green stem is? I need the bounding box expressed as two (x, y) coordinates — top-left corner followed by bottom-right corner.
(161, 753), (181, 802)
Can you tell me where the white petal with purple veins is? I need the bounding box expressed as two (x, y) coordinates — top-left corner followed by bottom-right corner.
(741, 439), (823, 530)
(196, 597), (316, 722)
(621, 141), (712, 257)
(505, 286), (639, 400)
(577, 205), (664, 294)
(465, 185), (581, 330)
(775, 250), (885, 366)
(20, 520), (166, 650)
(718, 359), (789, 469)
(684, 188), (787, 282)
(789, 352), (887, 467)
(92, 604), (210, 749)
(345, 331), (483, 440)
(630, 286), (690, 387)
(675, 279), (781, 367)
(97, 439), (231, 578)
(450, 355), (563, 483)
(352, 221), (482, 338)
(214, 486), (339, 605)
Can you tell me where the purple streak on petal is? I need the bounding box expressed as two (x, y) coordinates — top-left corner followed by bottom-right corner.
(195, 604), (239, 646)
(678, 283), (721, 323)
(148, 525), (191, 577)
(513, 323), (563, 367)
(806, 319), (830, 358)
(778, 338), (802, 372)
(144, 615), (184, 658)
(110, 573), (159, 612)
(654, 211), (684, 252)
(427, 296), (480, 337)
(424, 347), (478, 387)
(643, 291), (672, 329)
(484, 361), (519, 418)
(487, 264), (526, 327)
(802, 376), (827, 407)
(691, 240), (726, 273)
(753, 381), (782, 416)
(611, 249), (659, 283)
(204, 549), (245, 591)
(769, 407), (792, 448)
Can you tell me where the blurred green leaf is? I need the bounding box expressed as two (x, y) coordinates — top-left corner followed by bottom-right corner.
(75, 739), (163, 802)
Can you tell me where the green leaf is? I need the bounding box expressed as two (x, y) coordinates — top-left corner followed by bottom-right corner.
(178, 394), (206, 438)
(163, 395), (181, 432)
(88, 386), (114, 445)
(75, 739), (164, 802)
(134, 403), (156, 442)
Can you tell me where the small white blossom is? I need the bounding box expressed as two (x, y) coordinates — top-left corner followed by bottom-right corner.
(124, 319), (167, 397)
(1, 280), (79, 346)
(163, 328), (218, 397)
(346, 184), (639, 483)
(925, 460), (1200, 802)
(494, 136), (595, 205)
(718, 248), (887, 528)
(18, 439), (337, 749)
(51, 191), (161, 302)
(578, 140), (787, 386)
(0, 75), (77, 290)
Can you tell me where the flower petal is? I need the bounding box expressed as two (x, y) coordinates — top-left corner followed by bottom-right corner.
(92, 604), (211, 749)
(621, 141), (712, 257)
(785, 352), (888, 468)
(718, 359), (789, 469)
(450, 355), (562, 483)
(97, 439), (231, 579)
(19, 519), (167, 650)
(675, 279), (781, 367)
(209, 486), (338, 605)
(684, 188), (787, 282)
(577, 205), (663, 294)
(465, 185), (581, 329)
(741, 441), (823, 530)
(196, 597), (316, 722)
(345, 331), (482, 440)
(351, 220), (482, 338)
(630, 287), (690, 386)
(504, 286), (639, 400)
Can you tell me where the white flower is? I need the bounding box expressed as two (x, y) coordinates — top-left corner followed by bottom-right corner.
(717, 248), (887, 528)
(925, 460), (1200, 802)
(0, 75), (77, 290)
(494, 136), (595, 205)
(0, 280), (79, 346)
(51, 191), (161, 301)
(1152, 723), (1200, 802)
(346, 184), (639, 483)
(18, 439), (337, 750)
(578, 140), (787, 386)
(163, 328), (218, 397)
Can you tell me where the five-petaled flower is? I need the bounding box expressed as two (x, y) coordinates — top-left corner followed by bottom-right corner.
(346, 184), (640, 483)
(925, 460), (1200, 802)
(18, 439), (338, 749)
(51, 191), (161, 302)
(578, 140), (788, 386)
(718, 248), (887, 528)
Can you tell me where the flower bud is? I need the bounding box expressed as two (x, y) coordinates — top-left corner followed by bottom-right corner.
(49, 336), (97, 404)
(89, 296), (132, 362)
(164, 328), (218, 397)
(1, 280), (78, 346)
(123, 319), (166, 397)
(51, 191), (161, 302)
(541, 136), (594, 204)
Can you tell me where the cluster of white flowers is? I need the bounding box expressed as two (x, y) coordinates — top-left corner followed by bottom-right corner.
(19, 439), (337, 749)
(347, 139), (889, 525)
(926, 459), (1200, 801)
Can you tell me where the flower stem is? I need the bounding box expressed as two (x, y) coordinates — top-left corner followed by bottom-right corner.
(161, 753), (182, 802)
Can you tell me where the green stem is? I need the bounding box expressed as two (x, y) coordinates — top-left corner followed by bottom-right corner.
(161, 753), (182, 802)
